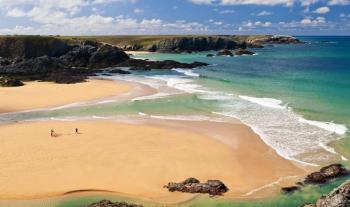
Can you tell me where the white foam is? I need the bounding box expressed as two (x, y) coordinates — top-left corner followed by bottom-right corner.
(239, 95), (287, 109)
(173, 68), (200, 77)
(244, 175), (299, 196)
(132, 92), (174, 101)
(319, 142), (337, 154)
(298, 118), (348, 135)
(149, 115), (211, 121)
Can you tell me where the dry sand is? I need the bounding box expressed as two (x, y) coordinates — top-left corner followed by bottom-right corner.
(0, 79), (131, 114)
(0, 120), (304, 203)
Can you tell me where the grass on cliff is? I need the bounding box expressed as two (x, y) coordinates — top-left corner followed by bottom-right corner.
(56, 35), (272, 47)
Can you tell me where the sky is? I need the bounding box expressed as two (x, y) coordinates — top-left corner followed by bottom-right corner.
(0, 0), (349, 35)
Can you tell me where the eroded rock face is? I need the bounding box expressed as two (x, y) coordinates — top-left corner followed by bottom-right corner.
(164, 178), (229, 196)
(304, 164), (349, 185)
(0, 36), (70, 59)
(84, 200), (143, 207)
(217, 49), (233, 56)
(302, 180), (350, 207)
(88, 45), (130, 69)
(155, 37), (246, 52)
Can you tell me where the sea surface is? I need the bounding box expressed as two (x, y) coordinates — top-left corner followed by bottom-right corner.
(1, 36), (349, 207)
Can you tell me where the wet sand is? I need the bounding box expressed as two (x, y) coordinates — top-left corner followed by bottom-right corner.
(0, 79), (131, 114)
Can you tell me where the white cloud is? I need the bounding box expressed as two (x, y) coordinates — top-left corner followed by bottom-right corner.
(254, 21), (272, 26)
(327, 0), (350, 5)
(188, 0), (215, 4)
(219, 9), (235, 14)
(189, 0), (320, 6)
(301, 16), (326, 25)
(257, 10), (272, 16)
(220, 0), (294, 6)
(133, 8), (143, 13)
(313, 6), (330, 14)
(6, 8), (26, 17)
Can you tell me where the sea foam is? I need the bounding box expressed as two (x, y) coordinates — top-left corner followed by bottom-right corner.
(134, 74), (348, 165)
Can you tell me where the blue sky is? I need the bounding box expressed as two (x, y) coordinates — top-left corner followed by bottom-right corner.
(0, 0), (349, 35)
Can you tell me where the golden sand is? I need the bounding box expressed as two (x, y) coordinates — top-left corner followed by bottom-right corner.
(0, 120), (304, 203)
(0, 79), (130, 114)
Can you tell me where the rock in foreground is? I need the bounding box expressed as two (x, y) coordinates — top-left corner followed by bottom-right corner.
(302, 180), (350, 207)
(84, 200), (143, 207)
(217, 49), (233, 56)
(304, 164), (349, 185)
(164, 177), (229, 196)
(0, 76), (24, 87)
(235, 49), (255, 56)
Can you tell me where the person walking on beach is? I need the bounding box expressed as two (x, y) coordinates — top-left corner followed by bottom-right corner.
(50, 129), (55, 137)
(75, 128), (79, 134)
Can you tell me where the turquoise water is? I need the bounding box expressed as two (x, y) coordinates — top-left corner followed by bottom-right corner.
(1, 36), (350, 206)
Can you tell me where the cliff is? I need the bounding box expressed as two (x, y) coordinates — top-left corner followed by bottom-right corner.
(57, 35), (303, 53)
(0, 36), (70, 59)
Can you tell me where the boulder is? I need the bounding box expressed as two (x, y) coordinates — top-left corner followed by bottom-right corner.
(304, 164), (349, 185)
(217, 49), (233, 56)
(108, 69), (131, 74)
(0, 76), (24, 87)
(88, 45), (130, 69)
(116, 59), (208, 70)
(281, 186), (300, 194)
(84, 200), (143, 207)
(164, 178), (229, 196)
(235, 49), (255, 56)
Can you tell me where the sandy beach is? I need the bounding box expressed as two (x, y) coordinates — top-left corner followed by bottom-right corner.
(0, 119), (304, 203)
(0, 79), (131, 114)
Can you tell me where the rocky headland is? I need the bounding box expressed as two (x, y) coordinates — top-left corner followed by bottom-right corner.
(116, 35), (303, 52)
(0, 36), (208, 85)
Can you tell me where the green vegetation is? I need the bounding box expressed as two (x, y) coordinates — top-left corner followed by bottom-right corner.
(56, 35), (273, 47)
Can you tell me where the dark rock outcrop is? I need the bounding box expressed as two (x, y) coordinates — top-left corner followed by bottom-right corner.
(302, 180), (350, 207)
(154, 36), (246, 53)
(164, 178), (229, 196)
(235, 49), (255, 56)
(217, 49), (233, 56)
(0, 36), (70, 59)
(281, 186), (301, 194)
(247, 35), (303, 46)
(84, 200), (143, 207)
(116, 59), (208, 70)
(0, 36), (209, 86)
(88, 45), (130, 69)
(304, 164), (349, 185)
(0, 76), (23, 87)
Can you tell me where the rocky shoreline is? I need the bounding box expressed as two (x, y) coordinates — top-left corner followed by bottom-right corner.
(0, 36), (208, 85)
(119, 35), (303, 53)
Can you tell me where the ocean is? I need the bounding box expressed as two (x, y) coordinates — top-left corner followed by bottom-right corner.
(1, 36), (349, 207)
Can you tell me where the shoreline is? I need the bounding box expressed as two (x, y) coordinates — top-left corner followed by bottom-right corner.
(0, 79), (134, 114)
(0, 76), (311, 205)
